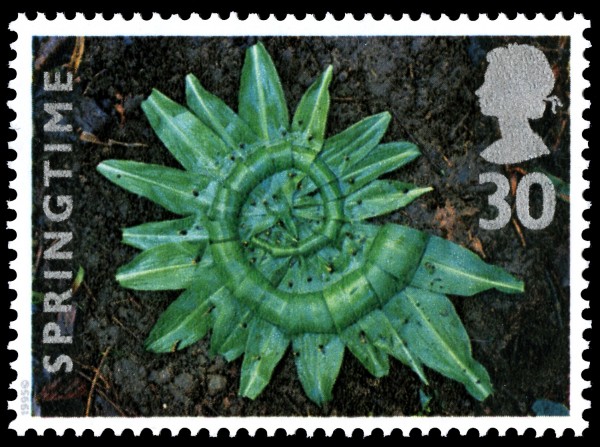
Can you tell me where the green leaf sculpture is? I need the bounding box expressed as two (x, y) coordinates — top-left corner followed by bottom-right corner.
(97, 42), (524, 406)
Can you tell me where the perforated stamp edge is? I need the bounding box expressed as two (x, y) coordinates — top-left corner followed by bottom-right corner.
(8, 13), (590, 436)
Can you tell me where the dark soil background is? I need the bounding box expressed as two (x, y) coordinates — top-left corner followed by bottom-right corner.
(31, 36), (570, 418)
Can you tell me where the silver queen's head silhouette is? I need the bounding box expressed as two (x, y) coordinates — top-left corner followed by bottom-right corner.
(476, 44), (562, 164)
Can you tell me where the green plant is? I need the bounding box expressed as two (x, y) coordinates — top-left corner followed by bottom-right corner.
(97, 42), (523, 406)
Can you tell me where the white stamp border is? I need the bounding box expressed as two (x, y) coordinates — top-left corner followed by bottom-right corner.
(9, 13), (590, 436)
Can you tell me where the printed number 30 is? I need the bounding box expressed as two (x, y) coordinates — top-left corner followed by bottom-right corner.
(479, 172), (556, 230)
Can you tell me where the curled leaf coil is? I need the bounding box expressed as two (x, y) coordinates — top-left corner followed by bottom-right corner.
(97, 42), (523, 405)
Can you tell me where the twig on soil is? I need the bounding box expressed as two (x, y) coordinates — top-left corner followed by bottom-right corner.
(467, 229), (486, 259)
(110, 296), (144, 311)
(82, 69), (108, 96)
(201, 401), (219, 416)
(79, 131), (148, 148)
(111, 316), (143, 342)
(448, 111), (470, 142)
(508, 166), (527, 196)
(332, 96), (358, 102)
(95, 388), (127, 417)
(82, 281), (97, 303)
(68, 37), (85, 73)
(552, 117), (568, 151)
(73, 359), (110, 389)
(391, 111), (451, 173)
(78, 371), (127, 417)
(506, 167), (527, 248)
(33, 240), (43, 277)
(440, 153), (453, 168)
(85, 346), (112, 417)
(511, 218), (527, 248)
(127, 293), (144, 310)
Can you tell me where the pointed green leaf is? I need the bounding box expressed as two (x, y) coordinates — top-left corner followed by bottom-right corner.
(145, 275), (221, 353)
(386, 287), (493, 401)
(538, 169), (570, 202)
(320, 112), (390, 175)
(239, 42), (289, 142)
(185, 74), (259, 150)
(341, 322), (389, 377)
(411, 236), (524, 295)
(367, 224), (429, 285)
(295, 182), (433, 222)
(345, 180), (433, 221)
(142, 89), (229, 176)
(72, 266), (85, 293)
(292, 66), (333, 150)
(122, 216), (207, 250)
(299, 141), (421, 198)
(340, 142), (421, 194)
(97, 160), (210, 215)
(359, 310), (428, 384)
(292, 203), (323, 221)
(293, 333), (345, 406)
(270, 169), (299, 206)
(239, 318), (289, 399)
(240, 213), (278, 239)
(210, 288), (253, 361)
(116, 242), (204, 291)
(256, 250), (290, 286)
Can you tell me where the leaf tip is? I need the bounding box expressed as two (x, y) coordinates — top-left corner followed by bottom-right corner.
(249, 41), (268, 60)
(141, 91), (163, 117)
(412, 186), (434, 199)
(379, 110), (392, 123)
(96, 161), (107, 174)
(414, 368), (429, 386)
(309, 394), (328, 407)
(145, 88), (174, 109)
(509, 278), (526, 294)
(185, 72), (199, 84)
(114, 271), (128, 287)
(185, 73), (204, 97)
(96, 160), (116, 178)
(144, 335), (168, 353)
(495, 271), (525, 294)
(143, 337), (156, 352)
(472, 381), (493, 401)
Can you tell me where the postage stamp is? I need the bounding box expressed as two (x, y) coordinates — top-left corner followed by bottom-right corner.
(9, 14), (589, 436)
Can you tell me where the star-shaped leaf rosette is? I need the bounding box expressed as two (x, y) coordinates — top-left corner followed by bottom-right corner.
(98, 42), (523, 405)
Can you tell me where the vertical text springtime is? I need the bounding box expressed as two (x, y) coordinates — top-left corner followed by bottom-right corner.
(41, 71), (74, 374)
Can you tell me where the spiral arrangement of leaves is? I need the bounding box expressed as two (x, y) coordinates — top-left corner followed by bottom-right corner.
(97, 42), (523, 405)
